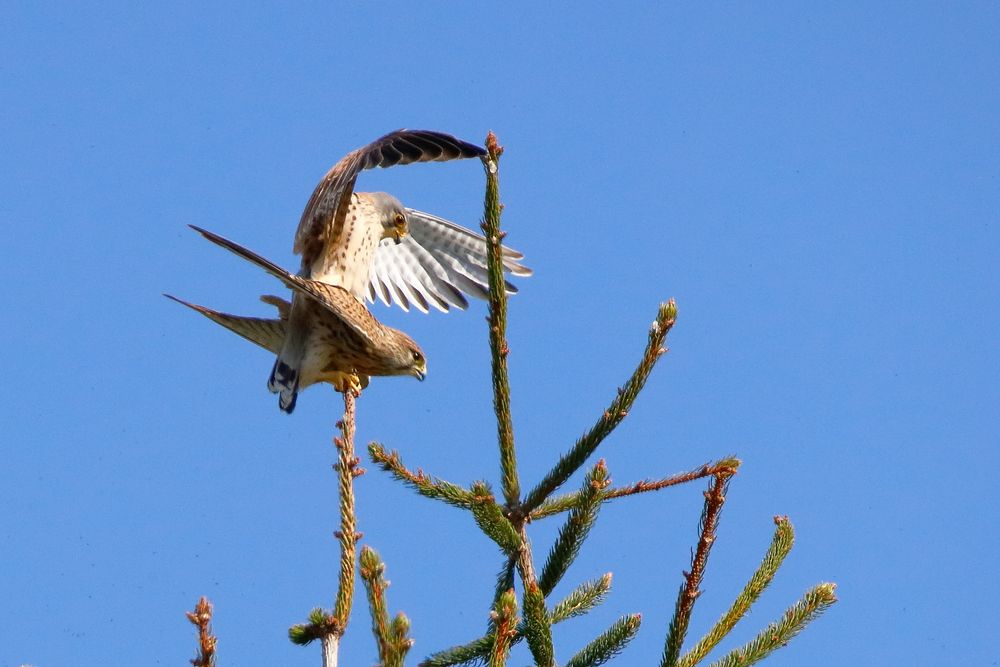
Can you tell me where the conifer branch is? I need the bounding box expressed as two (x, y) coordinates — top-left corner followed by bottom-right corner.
(492, 556), (517, 612)
(420, 636), (494, 667)
(487, 556), (517, 638)
(360, 546), (393, 666)
(288, 393), (362, 663)
(707, 583), (837, 667)
(522, 581), (556, 667)
(332, 391), (360, 628)
(368, 443), (477, 509)
(481, 132), (520, 507)
(530, 458), (739, 520)
(550, 573), (613, 624)
(186, 596), (217, 667)
(420, 574), (612, 667)
(471, 481), (522, 553)
(523, 300), (677, 514)
(389, 613), (414, 667)
(662, 469), (735, 667)
(538, 460), (610, 595)
(677, 516), (795, 667)
(489, 588), (519, 667)
(565, 613), (642, 667)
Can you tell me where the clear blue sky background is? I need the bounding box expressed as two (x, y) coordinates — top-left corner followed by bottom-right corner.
(2, 3), (997, 666)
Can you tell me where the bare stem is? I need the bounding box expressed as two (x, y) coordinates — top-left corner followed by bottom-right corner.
(481, 132), (519, 507)
(322, 634), (339, 667)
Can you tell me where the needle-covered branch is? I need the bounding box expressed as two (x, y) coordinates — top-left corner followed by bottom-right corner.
(565, 614), (642, 667)
(522, 581), (556, 667)
(662, 470), (735, 667)
(389, 614), (414, 667)
(489, 589), (519, 667)
(550, 573), (614, 624)
(677, 517), (795, 667)
(289, 393), (362, 658)
(530, 458), (740, 521)
(471, 481), (522, 553)
(481, 132), (520, 507)
(360, 546), (413, 667)
(523, 300), (678, 514)
(707, 583), (838, 667)
(186, 596), (217, 667)
(368, 443), (477, 510)
(538, 460), (610, 595)
(332, 392), (360, 627)
(420, 573), (612, 667)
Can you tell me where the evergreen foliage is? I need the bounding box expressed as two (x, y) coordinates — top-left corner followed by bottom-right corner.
(186, 132), (836, 666)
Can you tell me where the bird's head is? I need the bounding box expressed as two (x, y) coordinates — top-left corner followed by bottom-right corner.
(387, 329), (427, 381)
(370, 192), (409, 244)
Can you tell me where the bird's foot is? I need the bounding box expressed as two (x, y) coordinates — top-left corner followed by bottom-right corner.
(333, 372), (364, 397)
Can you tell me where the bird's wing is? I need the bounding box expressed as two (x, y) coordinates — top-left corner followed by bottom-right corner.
(367, 209), (533, 312)
(294, 130), (486, 271)
(191, 225), (380, 346)
(164, 294), (287, 354)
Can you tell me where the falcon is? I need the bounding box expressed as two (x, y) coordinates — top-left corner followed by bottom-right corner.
(271, 129), (530, 411)
(175, 226), (428, 407)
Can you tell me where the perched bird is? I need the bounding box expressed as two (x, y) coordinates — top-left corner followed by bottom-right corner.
(270, 129), (529, 411)
(175, 226), (428, 407)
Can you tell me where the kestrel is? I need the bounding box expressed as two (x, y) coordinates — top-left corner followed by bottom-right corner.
(177, 226), (427, 404)
(271, 129), (529, 411)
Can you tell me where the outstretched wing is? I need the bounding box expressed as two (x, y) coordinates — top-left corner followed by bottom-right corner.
(367, 209), (532, 313)
(191, 225), (391, 347)
(294, 130), (486, 272)
(164, 294), (287, 354)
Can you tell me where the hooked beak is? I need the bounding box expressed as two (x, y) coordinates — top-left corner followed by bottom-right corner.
(393, 229), (407, 245)
(414, 368), (426, 382)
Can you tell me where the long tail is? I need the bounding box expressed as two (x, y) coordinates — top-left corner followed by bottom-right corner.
(164, 294), (286, 353)
(190, 225), (299, 287)
(268, 296), (312, 414)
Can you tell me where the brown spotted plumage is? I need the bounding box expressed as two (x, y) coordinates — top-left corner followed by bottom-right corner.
(273, 129), (530, 413)
(179, 226), (427, 412)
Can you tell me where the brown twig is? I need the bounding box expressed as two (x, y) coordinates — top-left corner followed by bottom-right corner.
(529, 458), (741, 521)
(186, 596), (217, 667)
(661, 469), (736, 667)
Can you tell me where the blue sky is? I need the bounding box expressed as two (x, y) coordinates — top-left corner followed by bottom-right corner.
(2, 2), (998, 665)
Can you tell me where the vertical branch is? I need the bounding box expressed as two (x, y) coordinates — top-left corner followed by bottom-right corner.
(289, 392), (362, 664)
(322, 635), (340, 667)
(186, 596), (217, 667)
(361, 546), (413, 667)
(662, 470), (735, 667)
(333, 391), (360, 628)
(481, 132), (520, 507)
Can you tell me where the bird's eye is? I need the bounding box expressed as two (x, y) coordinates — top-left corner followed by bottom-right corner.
(412, 350), (423, 362)
(395, 213), (406, 225)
